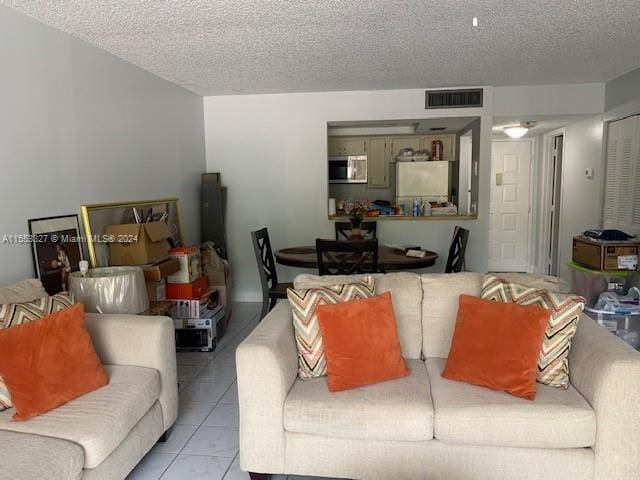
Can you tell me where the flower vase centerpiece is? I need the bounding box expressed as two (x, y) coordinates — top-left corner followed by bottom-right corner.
(343, 198), (371, 240)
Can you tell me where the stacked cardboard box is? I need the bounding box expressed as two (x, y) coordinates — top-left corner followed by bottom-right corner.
(143, 258), (181, 302)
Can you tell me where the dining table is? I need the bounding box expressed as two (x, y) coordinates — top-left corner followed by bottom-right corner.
(274, 245), (438, 271)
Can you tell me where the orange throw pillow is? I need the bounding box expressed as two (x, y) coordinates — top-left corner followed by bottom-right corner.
(0, 304), (108, 421)
(442, 294), (550, 400)
(316, 292), (410, 392)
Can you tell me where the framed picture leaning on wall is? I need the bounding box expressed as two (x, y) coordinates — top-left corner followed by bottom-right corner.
(80, 198), (183, 267)
(28, 215), (83, 295)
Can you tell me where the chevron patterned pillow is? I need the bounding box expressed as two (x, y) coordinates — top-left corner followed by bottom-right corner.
(0, 292), (75, 410)
(481, 275), (585, 388)
(287, 276), (376, 379)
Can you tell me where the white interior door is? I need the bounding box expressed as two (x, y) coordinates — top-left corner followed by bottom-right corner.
(489, 140), (532, 272)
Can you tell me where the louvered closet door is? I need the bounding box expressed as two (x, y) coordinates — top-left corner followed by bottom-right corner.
(603, 115), (640, 235)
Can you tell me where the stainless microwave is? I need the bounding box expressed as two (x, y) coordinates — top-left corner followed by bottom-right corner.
(328, 155), (368, 183)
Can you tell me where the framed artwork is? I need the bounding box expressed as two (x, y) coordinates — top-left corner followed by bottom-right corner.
(80, 198), (183, 267)
(28, 215), (84, 295)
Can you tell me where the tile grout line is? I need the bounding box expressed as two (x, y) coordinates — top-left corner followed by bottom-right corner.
(219, 452), (238, 480)
(158, 306), (259, 480)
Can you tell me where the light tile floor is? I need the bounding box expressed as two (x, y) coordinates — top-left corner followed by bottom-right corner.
(127, 302), (333, 480)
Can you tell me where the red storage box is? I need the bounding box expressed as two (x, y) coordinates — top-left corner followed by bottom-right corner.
(167, 276), (208, 300)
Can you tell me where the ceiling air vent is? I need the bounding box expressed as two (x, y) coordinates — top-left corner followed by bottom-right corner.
(425, 89), (483, 109)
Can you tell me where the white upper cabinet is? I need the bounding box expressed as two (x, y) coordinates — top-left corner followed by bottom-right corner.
(328, 137), (367, 156)
(367, 137), (389, 188)
(389, 137), (421, 159)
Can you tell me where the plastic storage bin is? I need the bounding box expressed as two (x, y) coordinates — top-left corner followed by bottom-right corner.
(585, 307), (640, 350)
(567, 261), (635, 307)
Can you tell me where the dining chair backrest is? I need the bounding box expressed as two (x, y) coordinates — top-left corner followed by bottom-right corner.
(445, 226), (470, 273)
(334, 221), (377, 240)
(251, 228), (279, 297)
(316, 239), (379, 276)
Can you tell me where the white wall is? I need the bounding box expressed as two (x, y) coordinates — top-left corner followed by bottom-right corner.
(204, 89), (493, 300)
(0, 6), (206, 284)
(494, 83), (605, 117)
(557, 115), (605, 280)
(605, 67), (640, 113)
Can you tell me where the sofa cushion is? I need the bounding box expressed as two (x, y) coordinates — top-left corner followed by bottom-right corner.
(0, 430), (84, 480)
(421, 272), (483, 358)
(288, 277), (376, 379)
(0, 292), (75, 411)
(284, 359), (432, 442)
(481, 275), (585, 388)
(427, 358), (596, 449)
(0, 364), (160, 469)
(294, 272), (423, 359)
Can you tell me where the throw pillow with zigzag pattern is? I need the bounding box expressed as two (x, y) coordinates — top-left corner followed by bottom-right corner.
(287, 277), (376, 379)
(481, 275), (585, 388)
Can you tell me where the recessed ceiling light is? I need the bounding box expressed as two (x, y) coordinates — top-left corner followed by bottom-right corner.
(472, 17), (478, 27)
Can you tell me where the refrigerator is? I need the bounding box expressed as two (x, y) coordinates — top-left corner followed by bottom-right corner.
(396, 161), (451, 206)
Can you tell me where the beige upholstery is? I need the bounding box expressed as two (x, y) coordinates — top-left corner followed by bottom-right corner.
(0, 310), (178, 478)
(236, 272), (640, 480)
(84, 313), (178, 432)
(0, 365), (160, 468)
(284, 359), (432, 442)
(426, 358), (596, 448)
(569, 314), (640, 479)
(0, 430), (83, 480)
(423, 441), (593, 480)
(236, 300), (298, 474)
(83, 402), (164, 480)
(285, 435), (593, 480)
(421, 272), (483, 358)
(294, 272), (423, 358)
(0, 278), (47, 304)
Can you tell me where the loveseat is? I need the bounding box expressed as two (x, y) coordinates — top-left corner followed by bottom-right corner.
(236, 272), (640, 480)
(0, 280), (178, 480)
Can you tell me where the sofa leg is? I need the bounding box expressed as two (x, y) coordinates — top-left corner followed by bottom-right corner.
(157, 428), (171, 443)
(249, 473), (270, 480)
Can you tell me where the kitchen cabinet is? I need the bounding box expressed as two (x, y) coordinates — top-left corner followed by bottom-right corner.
(328, 137), (367, 156)
(367, 137), (390, 188)
(420, 135), (456, 162)
(390, 137), (421, 159)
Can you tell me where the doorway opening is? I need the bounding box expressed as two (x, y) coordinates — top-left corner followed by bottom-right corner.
(539, 131), (565, 276)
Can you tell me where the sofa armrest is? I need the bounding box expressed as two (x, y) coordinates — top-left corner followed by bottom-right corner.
(569, 314), (640, 479)
(84, 313), (178, 432)
(236, 300), (298, 474)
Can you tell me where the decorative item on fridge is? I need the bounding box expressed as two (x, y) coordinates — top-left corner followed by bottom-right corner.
(431, 140), (443, 161)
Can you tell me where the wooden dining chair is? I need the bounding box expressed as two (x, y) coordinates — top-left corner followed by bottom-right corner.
(316, 239), (379, 275)
(334, 221), (378, 240)
(251, 228), (293, 320)
(445, 226), (470, 273)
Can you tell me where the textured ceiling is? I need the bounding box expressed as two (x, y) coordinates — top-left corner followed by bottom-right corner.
(3, 0), (640, 96)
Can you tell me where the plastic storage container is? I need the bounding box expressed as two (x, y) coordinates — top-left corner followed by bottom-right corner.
(585, 307), (640, 350)
(567, 261), (635, 307)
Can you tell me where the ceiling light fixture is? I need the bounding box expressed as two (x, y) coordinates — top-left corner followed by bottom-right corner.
(503, 121), (537, 139)
(472, 17), (478, 27)
(504, 126), (528, 138)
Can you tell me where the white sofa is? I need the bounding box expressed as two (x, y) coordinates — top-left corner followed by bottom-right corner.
(0, 282), (178, 480)
(236, 272), (640, 480)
